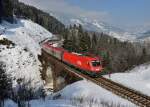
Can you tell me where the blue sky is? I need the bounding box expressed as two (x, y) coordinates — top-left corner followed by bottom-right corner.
(20, 0), (150, 28)
(67, 0), (150, 27)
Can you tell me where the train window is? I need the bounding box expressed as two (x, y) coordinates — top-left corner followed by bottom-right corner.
(91, 60), (101, 67)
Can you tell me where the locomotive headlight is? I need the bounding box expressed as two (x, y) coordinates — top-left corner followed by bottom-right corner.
(95, 68), (100, 71)
(96, 68), (100, 71)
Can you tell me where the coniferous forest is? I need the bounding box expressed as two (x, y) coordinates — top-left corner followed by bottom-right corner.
(0, 0), (65, 34)
(14, 1), (65, 34)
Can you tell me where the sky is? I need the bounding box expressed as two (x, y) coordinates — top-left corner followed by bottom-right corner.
(19, 0), (150, 29)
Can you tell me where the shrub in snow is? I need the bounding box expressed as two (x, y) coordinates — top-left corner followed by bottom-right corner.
(12, 78), (45, 107)
(0, 38), (15, 46)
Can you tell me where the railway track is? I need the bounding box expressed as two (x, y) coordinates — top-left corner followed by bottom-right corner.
(42, 50), (150, 107)
(64, 63), (150, 107)
(94, 77), (150, 107)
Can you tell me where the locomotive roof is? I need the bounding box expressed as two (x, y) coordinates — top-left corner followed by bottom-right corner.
(71, 52), (83, 56)
(70, 52), (101, 60)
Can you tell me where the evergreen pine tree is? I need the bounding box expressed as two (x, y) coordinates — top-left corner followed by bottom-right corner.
(0, 0), (3, 23)
(78, 31), (91, 53)
(92, 33), (97, 46)
(0, 62), (12, 107)
(78, 24), (83, 33)
(63, 39), (74, 51)
(3, 0), (14, 23)
(90, 33), (98, 53)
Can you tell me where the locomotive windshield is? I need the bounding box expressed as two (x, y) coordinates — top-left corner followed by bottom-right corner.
(91, 60), (101, 67)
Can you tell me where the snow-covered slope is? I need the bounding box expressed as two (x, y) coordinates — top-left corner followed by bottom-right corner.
(0, 45), (43, 91)
(4, 79), (136, 107)
(1, 20), (53, 57)
(0, 19), (53, 93)
(105, 63), (150, 96)
(59, 80), (136, 107)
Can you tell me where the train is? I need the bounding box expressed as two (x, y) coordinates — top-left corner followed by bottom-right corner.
(42, 40), (104, 76)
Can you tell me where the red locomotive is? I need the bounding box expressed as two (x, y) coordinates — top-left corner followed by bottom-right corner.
(42, 41), (103, 76)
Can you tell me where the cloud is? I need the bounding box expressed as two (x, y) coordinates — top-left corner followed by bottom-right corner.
(19, 0), (110, 21)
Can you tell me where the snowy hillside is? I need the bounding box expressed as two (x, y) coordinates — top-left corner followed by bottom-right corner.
(105, 63), (150, 97)
(0, 19), (53, 94)
(1, 20), (53, 57)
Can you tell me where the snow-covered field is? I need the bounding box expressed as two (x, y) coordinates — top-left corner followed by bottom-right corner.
(105, 63), (150, 97)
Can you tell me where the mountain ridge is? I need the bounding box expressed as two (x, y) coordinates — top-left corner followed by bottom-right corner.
(52, 15), (150, 42)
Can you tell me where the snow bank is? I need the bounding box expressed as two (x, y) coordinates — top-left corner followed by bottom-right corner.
(105, 63), (150, 96)
(4, 99), (75, 107)
(60, 80), (136, 107)
(30, 99), (75, 107)
(4, 100), (17, 107)
(0, 35), (5, 40)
